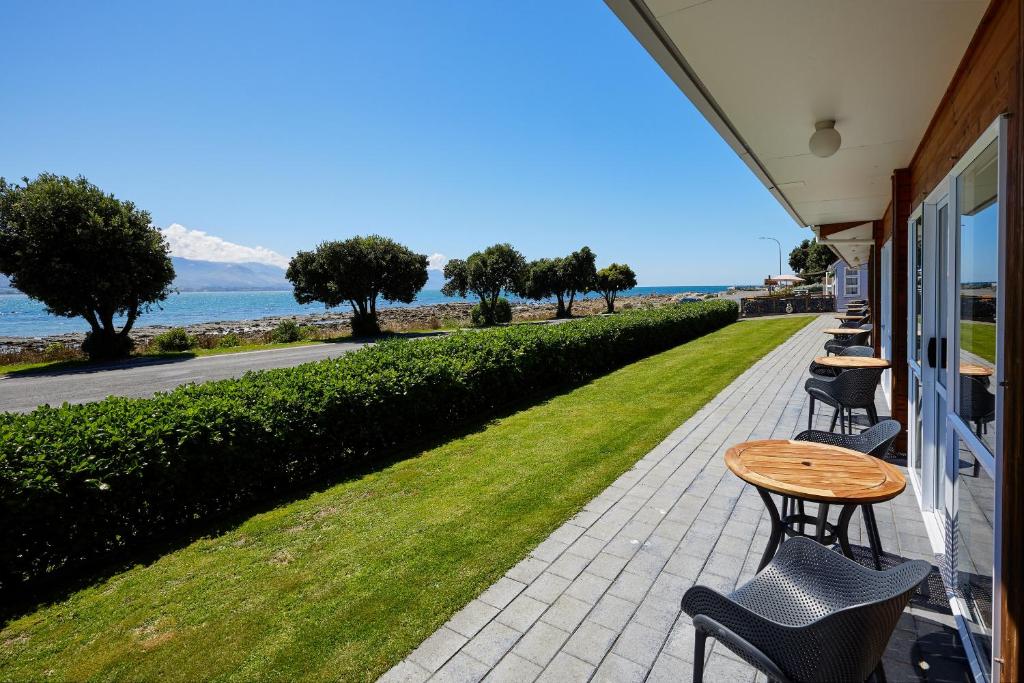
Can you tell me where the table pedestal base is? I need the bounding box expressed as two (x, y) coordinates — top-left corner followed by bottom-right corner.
(755, 488), (857, 571)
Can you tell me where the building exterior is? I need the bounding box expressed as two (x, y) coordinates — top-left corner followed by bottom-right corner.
(605, 1), (1022, 680)
(826, 260), (869, 312)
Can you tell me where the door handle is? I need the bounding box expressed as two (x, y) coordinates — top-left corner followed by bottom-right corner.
(940, 338), (948, 369)
(927, 337), (937, 368)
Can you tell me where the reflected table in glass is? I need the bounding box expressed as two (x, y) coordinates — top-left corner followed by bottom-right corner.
(725, 440), (906, 570)
(813, 355), (891, 370)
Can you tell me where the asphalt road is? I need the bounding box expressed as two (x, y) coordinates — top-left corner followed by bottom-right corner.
(0, 341), (370, 413)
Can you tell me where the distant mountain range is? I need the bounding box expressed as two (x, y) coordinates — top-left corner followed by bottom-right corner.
(0, 258), (449, 294)
(170, 257), (290, 291)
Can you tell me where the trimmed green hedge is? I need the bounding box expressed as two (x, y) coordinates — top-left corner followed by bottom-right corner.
(0, 300), (738, 589)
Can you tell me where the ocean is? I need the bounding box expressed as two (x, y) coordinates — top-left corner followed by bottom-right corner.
(0, 286), (732, 338)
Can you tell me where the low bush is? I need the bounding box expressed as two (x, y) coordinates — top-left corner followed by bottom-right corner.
(151, 327), (197, 352)
(270, 319), (304, 343)
(217, 333), (241, 348)
(0, 300), (737, 590)
(471, 297), (512, 326)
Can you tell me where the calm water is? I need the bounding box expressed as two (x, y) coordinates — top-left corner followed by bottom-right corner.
(0, 286), (731, 338)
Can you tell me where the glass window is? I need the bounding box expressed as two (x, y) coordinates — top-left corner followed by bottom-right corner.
(956, 435), (994, 678)
(912, 378), (923, 485)
(956, 140), (998, 455)
(844, 272), (859, 296)
(914, 216), (924, 363)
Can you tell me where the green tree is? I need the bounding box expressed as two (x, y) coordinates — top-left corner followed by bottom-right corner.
(441, 243), (526, 326)
(287, 235), (428, 336)
(0, 174), (175, 360)
(788, 238), (834, 283)
(523, 247), (597, 318)
(592, 263), (637, 313)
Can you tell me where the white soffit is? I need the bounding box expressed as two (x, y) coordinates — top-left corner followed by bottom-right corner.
(815, 222), (874, 267)
(606, 0), (988, 228)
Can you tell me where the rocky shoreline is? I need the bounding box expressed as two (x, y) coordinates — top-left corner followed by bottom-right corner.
(0, 292), (734, 353)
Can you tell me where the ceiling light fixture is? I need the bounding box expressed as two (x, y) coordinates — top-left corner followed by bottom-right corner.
(809, 120), (841, 158)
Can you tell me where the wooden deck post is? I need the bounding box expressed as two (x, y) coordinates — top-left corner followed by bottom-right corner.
(889, 170), (912, 453)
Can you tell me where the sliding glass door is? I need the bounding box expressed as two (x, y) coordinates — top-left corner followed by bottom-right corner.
(908, 117), (1004, 681)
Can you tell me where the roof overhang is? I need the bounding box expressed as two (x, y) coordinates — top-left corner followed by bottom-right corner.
(605, 0), (988, 230)
(813, 221), (874, 267)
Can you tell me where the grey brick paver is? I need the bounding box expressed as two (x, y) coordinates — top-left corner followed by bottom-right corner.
(561, 620), (618, 665)
(509, 621), (571, 667)
(478, 578), (526, 610)
(432, 653), (491, 683)
(591, 653), (647, 682)
(495, 595), (547, 633)
(535, 653), (594, 683)
(462, 622), (522, 667)
(383, 316), (966, 682)
(483, 654), (541, 683)
(447, 600), (501, 639)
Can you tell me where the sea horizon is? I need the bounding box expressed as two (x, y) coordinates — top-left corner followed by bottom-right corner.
(0, 285), (747, 338)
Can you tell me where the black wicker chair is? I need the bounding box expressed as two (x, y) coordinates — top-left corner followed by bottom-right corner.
(809, 345), (875, 378)
(792, 420), (902, 569)
(960, 374), (995, 476)
(681, 537), (931, 683)
(824, 327), (871, 356)
(805, 367), (884, 433)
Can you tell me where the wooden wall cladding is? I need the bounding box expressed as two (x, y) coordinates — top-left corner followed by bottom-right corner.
(910, 0), (1019, 203)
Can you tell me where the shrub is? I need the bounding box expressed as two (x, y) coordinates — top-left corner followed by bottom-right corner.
(270, 320), (304, 343)
(151, 327), (197, 352)
(0, 300), (738, 590)
(217, 333), (241, 348)
(471, 297), (512, 327)
(42, 342), (68, 359)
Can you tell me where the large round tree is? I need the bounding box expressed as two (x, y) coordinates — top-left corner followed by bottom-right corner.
(0, 174), (175, 360)
(287, 235), (428, 336)
(592, 262), (637, 313)
(441, 243), (527, 326)
(523, 246), (597, 318)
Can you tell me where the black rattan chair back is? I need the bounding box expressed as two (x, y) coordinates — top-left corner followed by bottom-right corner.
(795, 419), (901, 458)
(681, 537), (931, 683)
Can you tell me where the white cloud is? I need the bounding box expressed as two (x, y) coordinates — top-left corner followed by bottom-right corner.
(161, 224), (291, 269)
(427, 252), (448, 271)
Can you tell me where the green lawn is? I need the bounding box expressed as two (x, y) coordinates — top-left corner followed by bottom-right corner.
(960, 320), (996, 363)
(0, 316), (812, 682)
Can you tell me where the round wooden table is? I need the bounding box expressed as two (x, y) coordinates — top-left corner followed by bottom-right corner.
(834, 314), (866, 321)
(813, 355), (891, 369)
(822, 327), (862, 335)
(725, 439), (905, 570)
(960, 362), (994, 377)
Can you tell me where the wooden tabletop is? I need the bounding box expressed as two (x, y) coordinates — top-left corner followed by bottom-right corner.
(814, 355), (891, 369)
(725, 440), (906, 503)
(822, 327), (863, 335)
(961, 362), (994, 377)
(835, 314), (867, 320)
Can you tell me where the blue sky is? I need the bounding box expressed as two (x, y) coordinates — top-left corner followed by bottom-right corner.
(1, 1), (806, 285)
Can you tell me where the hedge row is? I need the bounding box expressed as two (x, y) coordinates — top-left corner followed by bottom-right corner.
(0, 300), (738, 589)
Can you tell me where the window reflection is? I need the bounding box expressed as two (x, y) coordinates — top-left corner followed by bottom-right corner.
(914, 216), (924, 364)
(956, 140), (998, 455)
(913, 379), (923, 484)
(956, 436), (994, 678)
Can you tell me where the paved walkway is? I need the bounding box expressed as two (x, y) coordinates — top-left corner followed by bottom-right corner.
(382, 315), (967, 683)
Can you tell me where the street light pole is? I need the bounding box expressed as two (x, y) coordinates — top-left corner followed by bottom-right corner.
(759, 236), (782, 276)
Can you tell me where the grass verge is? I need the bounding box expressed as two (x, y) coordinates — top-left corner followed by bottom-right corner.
(0, 315), (812, 681)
